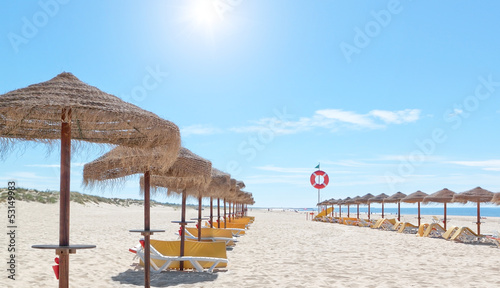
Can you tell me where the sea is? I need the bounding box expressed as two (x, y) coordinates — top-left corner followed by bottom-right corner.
(290, 207), (500, 217)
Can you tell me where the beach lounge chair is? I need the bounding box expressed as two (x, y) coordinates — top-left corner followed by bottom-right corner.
(397, 222), (418, 234)
(442, 226), (459, 240)
(417, 223), (429, 237)
(372, 218), (397, 230)
(131, 239), (228, 273)
(184, 227), (237, 247)
(449, 227), (489, 244)
(342, 217), (359, 226)
(202, 222), (246, 236)
(485, 232), (500, 247)
(357, 218), (373, 227)
(420, 223), (446, 238)
(313, 207), (334, 221)
(432, 216), (450, 225)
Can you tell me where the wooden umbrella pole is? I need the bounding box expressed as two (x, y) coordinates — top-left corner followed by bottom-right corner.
(143, 170), (151, 288)
(381, 203), (384, 218)
(224, 199), (227, 229)
(197, 196), (202, 241)
(397, 201), (401, 221)
(357, 204), (359, 219)
(217, 198), (221, 228)
(180, 190), (187, 271)
(347, 204), (350, 218)
(233, 202), (235, 219)
(210, 197), (213, 228)
(368, 203), (370, 220)
(444, 202), (447, 230)
(339, 205), (341, 218)
(418, 202), (421, 226)
(228, 201), (231, 223)
(477, 201), (481, 235)
(59, 108), (71, 288)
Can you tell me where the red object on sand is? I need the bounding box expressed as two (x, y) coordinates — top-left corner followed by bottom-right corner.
(53, 257), (60, 280)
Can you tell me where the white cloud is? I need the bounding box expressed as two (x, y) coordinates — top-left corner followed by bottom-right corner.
(230, 108), (421, 135)
(181, 124), (222, 137)
(369, 109), (420, 124)
(447, 160), (500, 171)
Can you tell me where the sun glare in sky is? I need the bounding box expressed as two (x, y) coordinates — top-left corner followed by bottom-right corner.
(185, 0), (220, 36)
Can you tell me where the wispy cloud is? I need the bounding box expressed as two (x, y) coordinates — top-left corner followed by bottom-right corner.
(230, 108), (421, 135)
(447, 160), (500, 171)
(181, 124), (223, 137)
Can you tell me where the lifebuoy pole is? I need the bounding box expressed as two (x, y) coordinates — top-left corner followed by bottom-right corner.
(317, 188), (320, 213)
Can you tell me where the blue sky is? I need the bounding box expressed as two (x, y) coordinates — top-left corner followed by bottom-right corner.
(1, 0), (500, 208)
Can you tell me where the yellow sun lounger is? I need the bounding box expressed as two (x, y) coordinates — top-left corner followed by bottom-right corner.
(442, 226), (459, 240)
(342, 217), (359, 225)
(203, 222), (246, 236)
(397, 222), (418, 234)
(449, 227), (489, 244)
(372, 218), (397, 230)
(421, 223), (446, 238)
(313, 207), (334, 221)
(185, 227), (236, 246)
(133, 239), (228, 272)
(357, 218), (375, 227)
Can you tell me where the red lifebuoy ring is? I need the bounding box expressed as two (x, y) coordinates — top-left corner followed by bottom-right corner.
(310, 170), (329, 189)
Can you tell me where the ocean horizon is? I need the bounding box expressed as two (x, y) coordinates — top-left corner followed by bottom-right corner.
(257, 207), (500, 217)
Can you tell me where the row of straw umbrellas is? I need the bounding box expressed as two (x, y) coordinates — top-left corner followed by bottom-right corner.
(318, 187), (500, 234)
(0, 72), (254, 288)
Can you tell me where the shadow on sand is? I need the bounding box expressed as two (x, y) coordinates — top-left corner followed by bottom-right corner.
(111, 269), (221, 287)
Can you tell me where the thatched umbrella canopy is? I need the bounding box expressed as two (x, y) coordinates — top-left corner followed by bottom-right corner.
(423, 188), (456, 229)
(385, 192), (407, 221)
(492, 193), (500, 205)
(452, 187), (494, 234)
(0, 72), (180, 288)
(369, 193), (389, 218)
(83, 145), (188, 285)
(350, 196), (362, 219)
(327, 198), (337, 217)
(402, 190), (428, 226)
(142, 148), (211, 270)
(204, 168), (231, 227)
(356, 193), (375, 219)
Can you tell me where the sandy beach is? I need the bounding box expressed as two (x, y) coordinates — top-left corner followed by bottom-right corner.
(2, 202), (500, 288)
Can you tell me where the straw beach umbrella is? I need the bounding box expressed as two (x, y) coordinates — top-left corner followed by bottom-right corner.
(328, 198), (337, 217)
(206, 168), (231, 227)
(369, 193), (389, 218)
(423, 188), (456, 230)
(492, 193), (500, 205)
(343, 197), (353, 218)
(357, 193), (374, 219)
(143, 149), (212, 270)
(351, 196), (361, 219)
(402, 191), (428, 226)
(452, 187), (494, 234)
(83, 145), (183, 288)
(0, 72), (180, 288)
(384, 192), (407, 221)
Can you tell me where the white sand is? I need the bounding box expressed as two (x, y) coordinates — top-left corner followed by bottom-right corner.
(1, 202), (500, 287)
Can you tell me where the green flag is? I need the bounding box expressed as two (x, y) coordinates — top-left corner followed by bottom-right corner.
(315, 163), (320, 169)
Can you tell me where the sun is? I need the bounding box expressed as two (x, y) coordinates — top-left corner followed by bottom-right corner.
(187, 0), (220, 31)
